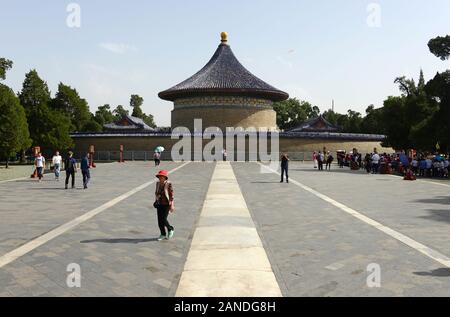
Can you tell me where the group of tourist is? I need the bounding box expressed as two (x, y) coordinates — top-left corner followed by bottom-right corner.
(335, 148), (449, 179)
(34, 151), (92, 189)
(34, 150), (176, 242)
(312, 151), (334, 171)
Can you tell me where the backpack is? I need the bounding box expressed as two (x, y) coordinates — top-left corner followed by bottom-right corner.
(67, 158), (74, 170)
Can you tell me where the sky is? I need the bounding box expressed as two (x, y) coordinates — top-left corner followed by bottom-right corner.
(1, 0), (449, 126)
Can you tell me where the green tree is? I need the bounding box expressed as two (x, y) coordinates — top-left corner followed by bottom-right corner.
(380, 96), (409, 150)
(129, 94), (157, 128)
(394, 76), (417, 96)
(273, 98), (319, 130)
(142, 113), (157, 128)
(51, 83), (91, 132)
(380, 70), (438, 150)
(83, 114), (103, 132)
(18, 70), (73, 151)
(113, 105), (129, 119)
(322, 109), (341, 126)
(428, 35), (450, 60)
(0, 58), (13, 80)
(0, 60), (31, 168)
(18, 70), (51, 110)
(360, 105), (384, 134)
(423, 71), (450, 151)
(130, 94), (144, 118)
(94, 104), (115, 127)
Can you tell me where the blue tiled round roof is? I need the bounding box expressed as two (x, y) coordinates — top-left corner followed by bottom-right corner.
(158, 39), (289, 102)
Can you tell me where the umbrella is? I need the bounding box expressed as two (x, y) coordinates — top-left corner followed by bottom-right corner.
(155, 146), (165, 153)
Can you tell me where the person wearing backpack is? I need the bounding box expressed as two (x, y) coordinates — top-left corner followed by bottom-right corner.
(154, 170), (175, 241)
(64, 151), (77, 189)
(280, 153), (289, 183)
(326, 152), (334, 170)
(317, 151), (324, 171)
(80, 153), (91, 189)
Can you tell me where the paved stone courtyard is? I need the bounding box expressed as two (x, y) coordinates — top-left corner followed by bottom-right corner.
(0, 161), (449, 297)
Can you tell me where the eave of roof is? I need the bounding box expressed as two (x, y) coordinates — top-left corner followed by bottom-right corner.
(158, 36), (289, 102)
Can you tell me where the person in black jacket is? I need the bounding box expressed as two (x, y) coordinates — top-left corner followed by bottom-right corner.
(64, 151), (77, 189)
(280, 153), (289, 183)
(80, 153), (90, 189)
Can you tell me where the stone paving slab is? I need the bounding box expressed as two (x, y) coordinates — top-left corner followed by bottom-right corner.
(233, 162), (450, 297)
(176, 162), (282, 297)
(0, 162), (182, 256)
(0, 162), (214, 296)
(1, 161), (450, 297)
(285, 162), (450, 260)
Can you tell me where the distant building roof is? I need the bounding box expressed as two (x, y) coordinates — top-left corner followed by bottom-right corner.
(158, 32), (289, 102)
(104, 115), (155, 131)
(287, 115), (341, 133)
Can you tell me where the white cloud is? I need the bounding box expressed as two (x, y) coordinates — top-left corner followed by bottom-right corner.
(280, 84), (312, 102)
(99, 42), (138, 54)
(276, 56), (293, 69)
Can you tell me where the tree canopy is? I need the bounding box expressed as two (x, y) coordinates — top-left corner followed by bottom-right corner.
(0, 58), (13, 81)
(428, 35), (450, 60)
(51, 83), (91, 132)
(272, 98), (320, 130)
(130, 94), (144, 118)
(18, 70), (73, 151)
(130, 94), (156, 128)
(113, 105), (129, 119)
(0, 72), (31, 167)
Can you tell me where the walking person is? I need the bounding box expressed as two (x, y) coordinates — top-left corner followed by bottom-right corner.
(317, 151), (324, 171)
(312, 151), (318, 169)
(52, 151), (62, 181)
(326, 152), (334, 170)
(222, 149), (228, 161)
(364, 153), (372, 174)
(280, 153), (289, 183)
(153, 151), (161, 167)
(35, 152), (45, 182)
(80, 153), (91, 189)
(154, 170), (175, 241)
(371, 151), (380, 174)
(64, 151), (77, 189)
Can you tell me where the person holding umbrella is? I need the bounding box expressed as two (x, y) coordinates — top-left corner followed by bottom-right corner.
(153, 151), (161, 166)
(154, 170), (175, 241)
(154, 146), (165, 166)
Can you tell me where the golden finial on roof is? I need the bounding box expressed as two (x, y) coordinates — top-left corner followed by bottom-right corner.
(220, 32), (228, 43)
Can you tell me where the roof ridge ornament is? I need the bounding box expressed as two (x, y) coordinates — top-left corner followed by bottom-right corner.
(220, 32), (228, 44)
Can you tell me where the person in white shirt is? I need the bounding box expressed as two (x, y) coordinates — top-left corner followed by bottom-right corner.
(52, 151), (62, 181)
(35, 152), (45, 182)
(371, 152), (380, 174)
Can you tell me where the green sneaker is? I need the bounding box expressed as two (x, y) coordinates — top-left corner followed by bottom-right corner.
(168, 230), (174, 239)
(157, 235), (166, 241)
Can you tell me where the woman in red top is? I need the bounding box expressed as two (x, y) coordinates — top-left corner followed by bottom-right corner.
(154, 170), (175, 241)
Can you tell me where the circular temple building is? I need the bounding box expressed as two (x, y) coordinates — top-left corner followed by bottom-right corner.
(70, 32), (393, 161)
(158, 32), (289, 132)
